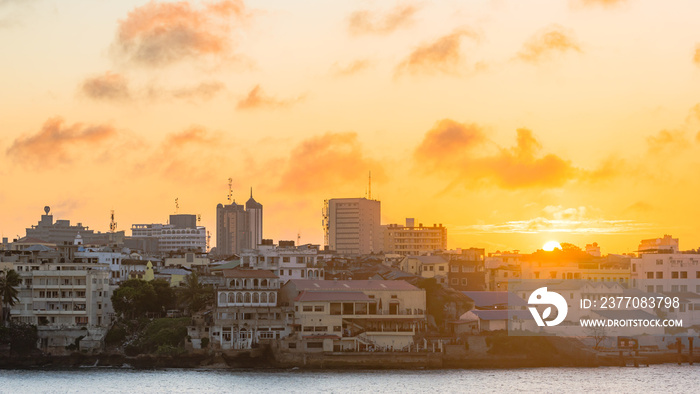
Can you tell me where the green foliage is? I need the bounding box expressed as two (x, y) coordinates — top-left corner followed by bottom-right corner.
(200, 337), (209, 348)
(0, 322), (38, 353)
(177, 272), (214, 314)
(1, 269), (21, 324)
(126, 317), (190, 355)
(105, 323), (128, 345)
(65, 335), (85, 351)
(111, 279), (176, 319)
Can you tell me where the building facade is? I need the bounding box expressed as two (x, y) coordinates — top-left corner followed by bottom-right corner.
(240, 241), (325, 283)
(323, 198), (382, 255)
(216, 190), (263, 257)
(131, 214), (206, 253)
(382, 218), (447, 256)
(25, 206), (124, 246)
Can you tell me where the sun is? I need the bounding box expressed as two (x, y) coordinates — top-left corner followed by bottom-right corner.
(543, 241), (562, 251)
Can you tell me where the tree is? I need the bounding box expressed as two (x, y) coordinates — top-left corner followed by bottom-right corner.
(178, 272), (213, 314)
(111, 279), (158, 319)
(0, 269), (21, 325)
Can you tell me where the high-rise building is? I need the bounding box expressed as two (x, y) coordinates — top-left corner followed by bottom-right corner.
(323, 197), (381, 255)
(382, 218), (447, 256)
(216, 189), (263, 256)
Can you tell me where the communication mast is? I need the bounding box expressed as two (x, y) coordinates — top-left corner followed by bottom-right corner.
(197, 214), (201, 223)
(227, 178), (233, 203)
(206, 230), (211, 252)
(368, 171), (372, 200)
(109, 210), (117, 233)
(297, 231), (301, 246)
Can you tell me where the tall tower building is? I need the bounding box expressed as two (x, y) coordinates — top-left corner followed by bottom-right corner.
(216, 189), (263, 256)
(323, 197), (381, 255)
(246, 188), (263, 250)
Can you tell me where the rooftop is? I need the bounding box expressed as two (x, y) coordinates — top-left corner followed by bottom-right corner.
(462, 291), (527, 308)
(223, 268), (278, 279)
(295, 291), (371, 302)
(287, 279), (420, 291)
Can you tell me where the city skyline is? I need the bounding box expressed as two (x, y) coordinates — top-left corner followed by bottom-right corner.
(2, 0), (700, 254)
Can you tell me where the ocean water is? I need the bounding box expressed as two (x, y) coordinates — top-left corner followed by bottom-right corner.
(0, 365), (698, 393)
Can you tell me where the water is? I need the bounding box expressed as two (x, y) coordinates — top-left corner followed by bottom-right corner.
(0, 365), (698, 393)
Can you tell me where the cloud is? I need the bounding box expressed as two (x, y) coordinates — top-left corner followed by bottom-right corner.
(694, 44), (700, 67)
(575, 0), (627, 7)
(114, 0), (246, 67)
(140, 126), (225, 182)
(277, 132), (385, 194)
(516, 25), (582, 63)
(454, 205), (648, 235)
(646, 130), (688, 154)
(396, 29), (478, 75)
(236, 85), (303, 110)
(331, 59), (372, 77)
(170, 81), (225, 100)
(414, 119), (485, 168)
(414, 120), (578, 189)
(6, 117), (116, 167)
(81, 71), (131, 101)
(348, 4), (418, 36)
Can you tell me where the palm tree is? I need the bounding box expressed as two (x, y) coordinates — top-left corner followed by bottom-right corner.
(179, 272), (212, 314)
(0, 269), (21, 325)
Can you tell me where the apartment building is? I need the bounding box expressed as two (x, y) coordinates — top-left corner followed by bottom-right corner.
(240, 241), (324, 283)
(382, 218), (447, 256)
(323, 198), (382, 255)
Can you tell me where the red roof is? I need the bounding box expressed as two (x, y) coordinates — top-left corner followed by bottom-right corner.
(223, 268), (278, 279)
(295, 291), (372, 302)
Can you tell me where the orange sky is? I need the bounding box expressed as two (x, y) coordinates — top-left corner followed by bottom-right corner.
(1, 0), (700, 254)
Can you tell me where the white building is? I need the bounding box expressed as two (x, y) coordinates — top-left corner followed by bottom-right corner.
(323, 197), (382, 255)
(382, 218), (447, 256)
(131, 221), (206, 253)
(279, 280), (427, 351)
(241, 242), (324, 283)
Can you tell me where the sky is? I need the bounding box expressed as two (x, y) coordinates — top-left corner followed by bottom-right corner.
(1, 0), (700, 255)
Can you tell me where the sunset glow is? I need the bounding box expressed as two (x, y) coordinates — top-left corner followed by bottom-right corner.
(542, 241), (562, 252)
(1, 0), (700, 254)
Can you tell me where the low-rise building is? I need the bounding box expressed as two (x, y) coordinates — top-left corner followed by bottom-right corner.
(279, 280), (426, 351)
(209, 268), (290, 350)
(241, 241), (324, 283)
(382, 218), (447, 256)
(399, 255), (449, 285)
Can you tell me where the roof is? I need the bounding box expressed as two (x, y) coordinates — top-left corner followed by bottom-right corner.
(302, 334), (340, 340)
(122, 259), (148, 266)
(223, 268), (278, 279)
(295, 291), (371, 302)
(462, 291), (527, 308)
(15, 237), (51, 244)
(469, 309), (533, 321)
(211, 260), (241, 270)
(405, 255), (448, 265)
(287, 279), (420, 291)
(24, 244), (55, 252)
(660, 291), (700, 302)
(158, 268), (190, 276)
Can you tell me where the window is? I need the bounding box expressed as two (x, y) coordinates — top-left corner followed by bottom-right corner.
(680, 285), (688, 292)
(288, 343), (297, 349)
(451, 278), (458, 285)
(303, 306), (313, 312)
(647, 272), (654, 279)
(672, 285), (679, 292)
(656, 285), (663, 293)
(632, 264), (636, 273)
(283, 257), (290, 263)
(681, 272), (688, 279)
(656, 259), (663, 265)
(438, 266), (444, 271)
(451, 266), (458, 273)
(647, 285), (654, 292)
(301, 271), (305, 278)
(333, 326), (341, 332)
(461, 278), (467, 285)
(306, 342), (323, 349)
(314, 306), (324, 312)
(672, 272), (679, 279)
(656, 272), (663, 279)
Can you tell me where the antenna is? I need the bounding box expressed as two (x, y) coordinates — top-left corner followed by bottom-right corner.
(175, 198), (179, 214)
(227, 178), (233, 203)
(197, 214), (201, 223)
(368, 171), (372, 200)
(109, 210), (117, 233)
(297, 231), (301, 246)
(206, 230), (211, 252)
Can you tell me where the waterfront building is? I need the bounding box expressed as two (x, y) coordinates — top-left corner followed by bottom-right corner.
(209, 268), (291, 350)
(322, 197), (382, 255)
(279, 279), (426, 351)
